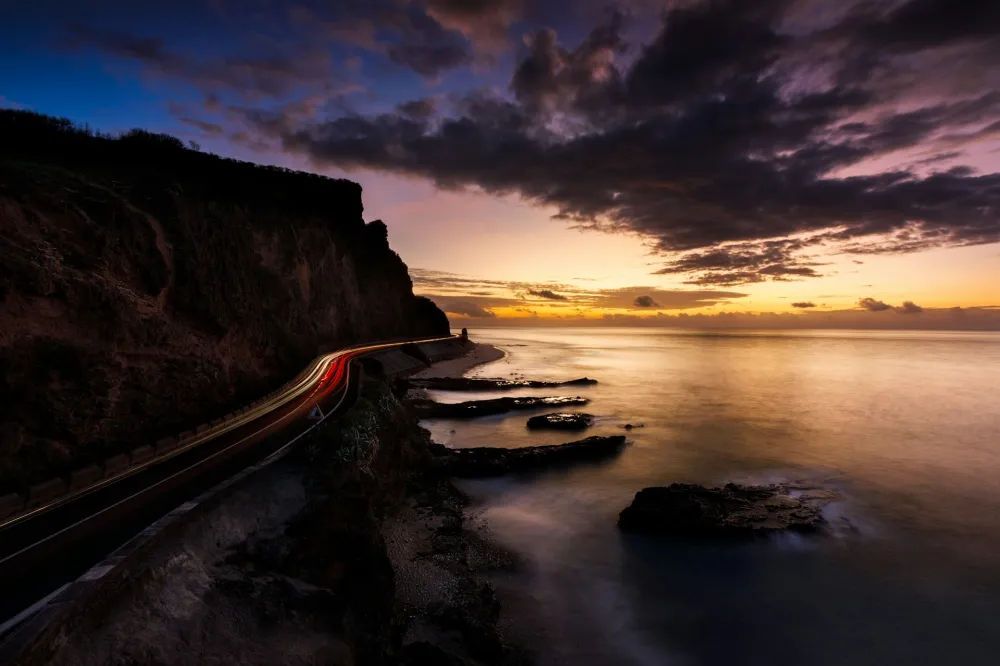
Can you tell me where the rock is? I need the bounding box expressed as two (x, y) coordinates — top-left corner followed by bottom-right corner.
(618, 483), (826, 540)
(409, 396), (589, 419)
(526, 412), (593, 431)
(432, 436), (626, 477)
(621, 423), (645, 431)
(409, 377), (597, 391)
(0, 109), (450, 491)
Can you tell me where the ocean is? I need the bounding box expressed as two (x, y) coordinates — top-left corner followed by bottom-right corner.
(420, 327), (1000, 666)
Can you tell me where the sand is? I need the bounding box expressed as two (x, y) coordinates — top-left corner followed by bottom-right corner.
(410, 342), (506, 379)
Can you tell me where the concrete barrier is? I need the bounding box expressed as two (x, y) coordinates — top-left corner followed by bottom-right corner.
(156, 436), (179, 454)
(0, 492), (24, 520)
(103, 454), (129, 476)
(417, 339), (467, 363)
(130, 445), (154, 465)
(210, 418), (221, 426)
(27, 478), (68, 508)
(372, 349), (428, 377)
(178, 430), (194, 441)
(68, 465), (103, 491)
(195, 423), (209, 434)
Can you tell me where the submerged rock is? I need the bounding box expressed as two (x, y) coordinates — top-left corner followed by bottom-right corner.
(526, 412), (593, 431)
(618, 483), (826, 540)
(410, 396), (589, 419)
(621, 423), (644, 431)
(409, 377), (597, 391)
(432, 436), (626, 477)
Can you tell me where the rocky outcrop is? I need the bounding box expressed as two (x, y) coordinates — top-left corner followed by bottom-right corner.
(618, 483), (826, 540)
(525, 413), (593, 431)
(410, 396), (590, 419)
(27, 376), (525, 666)
(0, 110), (449, 490)
(409, 377), (597, 391)
(431, 436), (626, 477)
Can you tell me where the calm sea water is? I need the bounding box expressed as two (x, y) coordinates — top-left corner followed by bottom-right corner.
(421, 327), (1000, 666)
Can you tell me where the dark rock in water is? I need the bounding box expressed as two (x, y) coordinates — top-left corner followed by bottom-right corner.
(432, 436), (626, 478)
(618, 483), (826, 540)
(526, 412), (593, 431)
(621, 423), (645, 431)
(409, 396), (589, 419)
(410, 376), (598, 391)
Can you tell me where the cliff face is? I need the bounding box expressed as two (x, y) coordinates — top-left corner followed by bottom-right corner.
(0, 110), (449, 490)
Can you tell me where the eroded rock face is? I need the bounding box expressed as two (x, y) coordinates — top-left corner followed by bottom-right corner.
(410, 396), (589, 419)
(431, 435), (626, 477)
(0, 111), (450, 490)
(618, 483), (826, 540)
(526, 412), (593, 431)
(409, 377), (597, 391)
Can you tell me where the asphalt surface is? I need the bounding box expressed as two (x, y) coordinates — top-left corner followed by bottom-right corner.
(0, 335), (456, 627)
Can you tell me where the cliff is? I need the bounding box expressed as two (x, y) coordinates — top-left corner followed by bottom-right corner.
(0, 110), (449, 491)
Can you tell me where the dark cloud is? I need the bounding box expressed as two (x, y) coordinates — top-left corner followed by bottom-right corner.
(896, 300), (924, 314)
(67, 24), (342, 100)
(592, 287), (747, 310)
(431, 298), (497, 318)
(654, 240), (825, 285)
(384, 4), (473, 78)
(387, 42), (470, 78)
(425, 0), (523, 53)
(178, 116), (224, 136)
(59, 0), (1000, 286)
(633, 295), (659, 307)
(858, 297), (892, 312)
(267, 0), (1000, 282)
(397, 97), (438, 118)
(511, 10), (627, 118)
(411, 269), (748, 311)
(527, 289), (568, 300)
(792, 301), (816, 308)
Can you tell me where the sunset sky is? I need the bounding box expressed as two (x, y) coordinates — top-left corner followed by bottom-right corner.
(3, 0), (999, 327)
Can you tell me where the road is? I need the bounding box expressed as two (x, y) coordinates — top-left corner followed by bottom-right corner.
(0, 334), (458, 636)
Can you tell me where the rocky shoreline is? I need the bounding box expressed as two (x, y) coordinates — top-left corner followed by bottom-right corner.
(23, 350), (530, 666)
(21, 340), (847, 666)
(409, 395), (590, 419)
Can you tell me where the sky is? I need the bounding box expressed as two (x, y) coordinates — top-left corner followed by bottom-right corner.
(2, 0), (999, 328)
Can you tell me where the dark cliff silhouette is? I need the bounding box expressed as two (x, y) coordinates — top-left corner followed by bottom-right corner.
(0, 109), (449, 490)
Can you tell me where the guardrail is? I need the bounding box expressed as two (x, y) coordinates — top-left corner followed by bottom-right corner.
(0, 336), (467, 524)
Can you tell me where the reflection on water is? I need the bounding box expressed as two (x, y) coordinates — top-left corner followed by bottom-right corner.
(421, 327), (1000, 666)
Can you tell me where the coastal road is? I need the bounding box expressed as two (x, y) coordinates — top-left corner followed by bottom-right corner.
(0, 334), (459, 637)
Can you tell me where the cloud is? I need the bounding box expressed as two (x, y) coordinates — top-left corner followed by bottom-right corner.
(425, 0), (523, 54)
(857, 297), (925, 314)
(896, 300), (924, 314)
(791, 301), (816, 308)
(410, 269), (748, 312)
(68, 24), (346, 100)
(384, 4), (473, 78)
(397, 97), (438, 118)
(450, 306), (1000, 330)
(858, 297), (892, 312)
(64, 0), (1000, 287)
(633, 295), (659, 307)
(268, 0), (1000, 282)
(178, 116), (225, 136)
(431, 298), (497, 318)
(527, 289), (568, 300)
